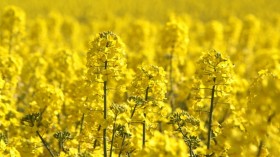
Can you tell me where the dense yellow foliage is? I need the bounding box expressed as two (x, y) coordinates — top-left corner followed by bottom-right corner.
(1, 0), (280, 157)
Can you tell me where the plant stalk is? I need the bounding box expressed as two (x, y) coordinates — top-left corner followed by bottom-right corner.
(207, 78), (216, 150)
(78, 113), (85, 153)
(103, 60), (108, 157)
(109, 116), (117, 157)
(36, 131), (55, 157)
(142, 87), (149, 148)
(118, 134), (126, 157)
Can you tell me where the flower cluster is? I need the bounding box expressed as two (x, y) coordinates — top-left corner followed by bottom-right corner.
(0, 6), (25, 53)
(87, 31), (126, 82)
(1, 1), (280, 156)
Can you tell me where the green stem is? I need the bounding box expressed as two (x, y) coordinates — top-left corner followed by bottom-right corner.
(78, 113), (85, 153)
(36, 131), (55, 157)
(118, 134), (126, 157)
(109, 117), (117, 157)
(256, 113), (274, 157)
(142, 87), (149, 149)
(145, 87), (149, 101)
(103, 129), (107, 157)
(178, 126), (194, 157)
(207, 78), (216, 150)
(158, 121), (162, 132)
(103, 60), (108, 157)
(130, 104), (137, 119)
(189, 144), (192, 157)
(59, 140), (63, 153)
(93, 125), (101, 149)
(256, 140), (263, 157)
(142, 118), (146, 149)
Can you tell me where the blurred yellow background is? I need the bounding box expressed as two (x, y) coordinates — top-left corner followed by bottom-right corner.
(1, 0), (280, 22)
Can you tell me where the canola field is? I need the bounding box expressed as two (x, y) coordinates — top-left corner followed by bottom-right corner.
(1, 0), (280, 156)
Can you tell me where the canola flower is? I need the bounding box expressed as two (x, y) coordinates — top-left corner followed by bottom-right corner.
(191, 50), (234, 156)
(156, 17), (189, 111)
(86, 31), (127, 157)
(0, 6), (25, 54)
(0, 1), (280, 156)
(128, 64), (168, 150)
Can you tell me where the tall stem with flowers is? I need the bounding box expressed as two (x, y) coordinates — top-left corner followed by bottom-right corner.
(86, 31), (127, 157)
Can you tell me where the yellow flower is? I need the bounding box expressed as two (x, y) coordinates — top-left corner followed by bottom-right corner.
(0, 140), (6, 153)
(137, 131), (188, 157)
(87, 31), (127, 83)
(129, 64), (167, 102)
(0, 5), (26, 53)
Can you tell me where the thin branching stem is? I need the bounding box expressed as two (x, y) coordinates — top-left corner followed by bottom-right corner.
(36, 131), (56, 157)
(177, 126), (195, 157)
(109, 116), (117, 157)
(118, 134), (126, 157)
